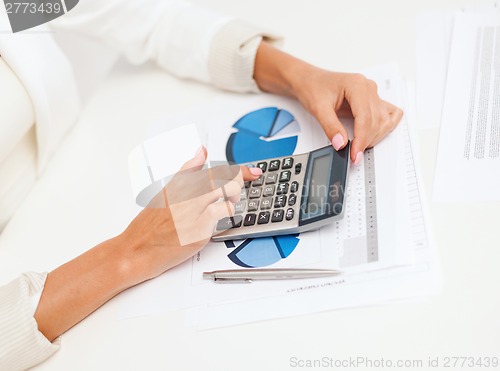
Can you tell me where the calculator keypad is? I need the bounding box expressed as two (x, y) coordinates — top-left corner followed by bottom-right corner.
(215, 153), (308, 238)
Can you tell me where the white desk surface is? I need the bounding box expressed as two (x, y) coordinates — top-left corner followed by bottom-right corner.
(1, 0), (499, 370)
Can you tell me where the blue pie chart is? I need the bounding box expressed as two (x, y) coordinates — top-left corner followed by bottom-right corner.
(226, 107), (299, 164)
(226, 235), (300, 268)
(224, 107), (301, 268)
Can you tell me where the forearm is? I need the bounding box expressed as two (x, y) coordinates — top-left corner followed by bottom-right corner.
(253, 41), (311, 98)
(31, 155), (260, 343)
(34, 235), (132, 342)
(50, 0), (225, 83)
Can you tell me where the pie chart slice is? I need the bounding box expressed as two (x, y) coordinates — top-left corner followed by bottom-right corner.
(226, 131), (298, 164)
(228, 234), (300, 268)
(226, 107), (299, 164)
(270, 109), (295, 136)
(234, 107), (278, 137)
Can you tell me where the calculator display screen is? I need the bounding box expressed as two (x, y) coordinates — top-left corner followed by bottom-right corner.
(306, 154), (330, 215)
(299, 144), (349, 225)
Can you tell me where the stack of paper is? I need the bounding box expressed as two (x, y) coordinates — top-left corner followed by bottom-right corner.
(416, 3), (500, 202)
(116, 64), (441, 330)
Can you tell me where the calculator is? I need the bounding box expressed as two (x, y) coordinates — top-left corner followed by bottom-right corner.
(212, 143), (350, 241)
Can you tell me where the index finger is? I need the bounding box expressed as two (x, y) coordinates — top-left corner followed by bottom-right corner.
(239, 165), (263, 181)
(350, 111), (378, 164)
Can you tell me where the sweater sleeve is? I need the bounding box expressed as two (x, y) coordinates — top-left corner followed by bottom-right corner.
(49, 0), (282, 93)
(0, 272), (60, 371)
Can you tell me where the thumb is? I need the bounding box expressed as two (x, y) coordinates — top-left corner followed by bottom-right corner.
(315, 106), (349, 151)
(180, 146), (207, 172)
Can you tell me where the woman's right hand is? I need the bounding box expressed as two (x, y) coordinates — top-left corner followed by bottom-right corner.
(34, 147), (261, 342)
(118, 147), (262, 286)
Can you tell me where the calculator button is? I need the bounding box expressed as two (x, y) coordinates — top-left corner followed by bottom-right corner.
(258, 211), (270, 224)
(216, 217), (233, 231)
(232, 215), (243, 227)
(249, 188), (262, 199)
(257, 162), (267, 173)
(265, 173), (278, 184)
(234, 202), (246, 214)
(274, 195), (287, 208)
(252, 175), (264, 187)
(279, 171), (291, 182)
(288, 193), (297, 206)
(269, 160), (280, 171)
(282, 157), (294, 169)
(244, 181), (251, 188)
(276, 183), (289, 195)
(247, 200), (260, 212)
(216, 215), (243, 230)
(240, 188), (248, 200)
(271, 209), (284, 223)
(290, 181), (299, 193)
(261, 197), (273, 210)
(295, 163), (302, 174)
(286, 208), (294, 221)
(243, 213), (257, 226)
(263, 185), (275, 197)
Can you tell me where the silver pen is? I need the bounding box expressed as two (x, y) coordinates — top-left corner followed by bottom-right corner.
(203, 268), (342, 283)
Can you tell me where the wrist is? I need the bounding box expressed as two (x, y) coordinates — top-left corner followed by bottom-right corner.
(254, 42), (311, 97)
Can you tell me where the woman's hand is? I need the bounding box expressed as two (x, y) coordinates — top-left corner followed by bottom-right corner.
(254, 42), (403, 163)
(120, 147), (261, 284)
(34, 147), (261, 341)
(290, 69), (403, 164)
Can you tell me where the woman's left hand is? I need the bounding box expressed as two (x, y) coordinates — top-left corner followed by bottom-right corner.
(254, 42), (404, 163)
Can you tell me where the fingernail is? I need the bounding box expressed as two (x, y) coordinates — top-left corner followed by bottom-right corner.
(249, 167), (263, 176)
(331, 134), (345, 151)
(194, 146), (204, 158)
(354, 151), (363, 165)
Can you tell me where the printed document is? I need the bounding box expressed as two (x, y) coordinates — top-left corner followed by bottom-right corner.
(116, 65), (438, 327)
(434, 12), (500, 202)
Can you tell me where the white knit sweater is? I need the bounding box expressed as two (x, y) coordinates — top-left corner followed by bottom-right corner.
(0, 0), (280, 369)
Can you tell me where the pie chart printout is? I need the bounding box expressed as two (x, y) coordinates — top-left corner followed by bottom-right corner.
(224, 107), (301, 268)
(226, 107), (299, 164)
(226, 235), (301, 268)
